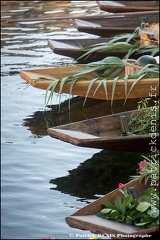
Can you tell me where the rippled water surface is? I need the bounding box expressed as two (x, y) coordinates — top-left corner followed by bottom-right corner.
(1, 1), (150, 239)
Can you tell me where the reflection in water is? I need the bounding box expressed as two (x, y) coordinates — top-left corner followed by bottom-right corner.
(23, 96), (141, 135)
(50, 149), (150, 200)
(1, 1), (104, 78)
(2, 1), (158, 239)
(1, 1), (100, 21)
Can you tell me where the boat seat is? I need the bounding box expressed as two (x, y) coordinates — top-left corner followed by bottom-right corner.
(50, 129), (98, 139)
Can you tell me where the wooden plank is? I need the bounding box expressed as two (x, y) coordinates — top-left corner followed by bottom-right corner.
(49, 129), (98, 139)
(48, 38), (120, 50)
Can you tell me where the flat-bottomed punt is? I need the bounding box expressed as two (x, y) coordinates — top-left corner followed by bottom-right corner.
(97, 1), (159, 13)
(73, 13), (159, 37)
(47, 110), (160, 152)
(20, 65), (159, 101)
(48, 38), (127, 62)
(65, 179), (159, 238)
(48, 38), (144, 62)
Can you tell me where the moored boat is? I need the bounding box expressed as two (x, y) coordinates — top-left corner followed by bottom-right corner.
(20, 65), (159, 101)
(97, 1), (159, 13)
(73, 13), (159, 37)
(47, 109), (160, 152)
(48, 37), (129, 62)
(65, 179), (159, 238)
(48, 37), (145, 62)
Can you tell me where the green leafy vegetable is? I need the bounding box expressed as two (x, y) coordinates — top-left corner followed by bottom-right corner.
(97, 187), (159, 228)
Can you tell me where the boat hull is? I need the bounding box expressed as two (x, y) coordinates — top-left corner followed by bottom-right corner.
(48, 110), (160, 152)
(20, 65), (159, 101)
(97, 1), (159, 13)
(66, 179), (159, 238)
(48, 38), (127, 62)
(74, 13), (159, 37)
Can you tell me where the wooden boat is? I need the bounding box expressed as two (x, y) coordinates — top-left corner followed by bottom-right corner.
(23, 97), (143, 136)
(65, 179), (159, 238)
(47, 110), (160, 152)
(48, 37), (128, 62)
(48, 38), (144, 63)
(20, 65), (159, 100)
(48, 38), (113, 62)
(97, 1), (159, 13)
(73, 13), (159, 37)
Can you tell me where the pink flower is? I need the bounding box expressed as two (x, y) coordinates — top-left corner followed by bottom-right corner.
(138, 160), (147, 170)
(138, 163), (144, 169)
(118, 183), (125, 188)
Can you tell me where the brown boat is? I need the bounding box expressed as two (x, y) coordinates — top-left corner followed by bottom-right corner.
(23, 97), (143, 136)
(48, 37), (145, 63)
(47, 109), (160, 152)
(48, 37), (128, 62)
(97, 1), (159, 13)
(73, 13), (159, 37)
(20, 65), (159, 101)
(65, 179), (159, 239)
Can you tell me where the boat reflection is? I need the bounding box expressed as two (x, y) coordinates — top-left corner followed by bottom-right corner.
(50, 149), (150, 200)
(23, 96), (141, 136)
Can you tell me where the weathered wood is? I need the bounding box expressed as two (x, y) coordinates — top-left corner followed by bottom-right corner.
(65, 179), (159, 238)
(20, 65), (159, 100)
(48, 38), (143, 62)
(48, 38), (112, 62)
(23, 97), (143, 136)
(74, 13), (159, 37)
(47, 110), (160, 152)
(97, 1), (159, 13)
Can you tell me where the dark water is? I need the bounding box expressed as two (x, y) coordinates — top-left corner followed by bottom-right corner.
(1, 1), (151, 239)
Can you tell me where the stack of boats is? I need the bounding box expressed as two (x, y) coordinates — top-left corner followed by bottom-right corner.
(47, 1), (159, 61)
(20, 0), (159, 154)
(20, 2), (159, 237)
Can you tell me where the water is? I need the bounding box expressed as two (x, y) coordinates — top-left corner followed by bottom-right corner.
(1, 1), (150, 239)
